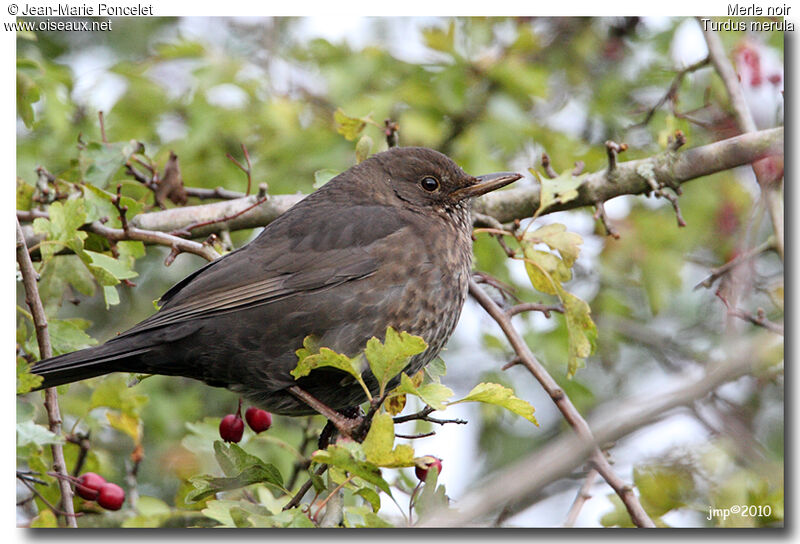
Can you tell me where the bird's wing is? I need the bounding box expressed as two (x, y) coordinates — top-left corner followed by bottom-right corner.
(120, 203), (407, 337)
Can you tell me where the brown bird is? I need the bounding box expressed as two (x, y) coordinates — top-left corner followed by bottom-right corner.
(32, 147), (521, 415)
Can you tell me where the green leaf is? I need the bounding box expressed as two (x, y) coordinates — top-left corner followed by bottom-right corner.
(533, 168), (587, 217)
(313, 168), (338, 189)
(16, 421), (64, 447)
(634, 464), (693, 518)
(187, 464), (284, 504)
(246, 507), (316, 528)
(312, 444), (392, 495)
(17, 71), (40, 128)
(424, 357), (447, 381)
(16, 179), (34, 211)
(80, 140), (143, 188)
(89, 374), (148, 417)
(154, 39), (206, 59)
(292, 335), (369, 397)
(84, 250), (138, 284)
(185, 441), (285, 503)
(394, 372), (454, 411)
(449, 382), (538, 425)
(106, 411), (141, 444)
(17, 358), (43, 394)
(102, 285), (120, 308)
(365, 327), (427, 396)
(560, 287), (597, 379)
(361, 413), (415, 468)
(201, 499), (270, 527)
(355, 135), (373, 163)
(38, 255), (96, 312)
(525, 223), (583, 268)
(422, 21), (455, 53)
(356, 487), (381, 513)
(32, 199), (88, 262)
(48, 318), (97, 356)
(214, 441), (280, 480)
(30, 510), (58, 528)
(81, 183), (144, 225)
(334, 108), (369, 141)
(522, 249), (571, 295)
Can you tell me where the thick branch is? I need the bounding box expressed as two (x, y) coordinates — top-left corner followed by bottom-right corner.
(474, 127), (783, 223)
(16, 219), (77, 528)
(468, 280), (655, 528)
(17, 129), (783, 247)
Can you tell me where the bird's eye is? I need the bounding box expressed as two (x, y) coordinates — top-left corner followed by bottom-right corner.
(420, 176), (440, 192)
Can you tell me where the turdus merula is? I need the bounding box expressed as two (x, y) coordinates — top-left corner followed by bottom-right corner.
(31, 147), (521, 415)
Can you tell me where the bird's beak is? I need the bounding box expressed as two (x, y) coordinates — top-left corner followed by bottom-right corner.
(452, 172), (522, 200)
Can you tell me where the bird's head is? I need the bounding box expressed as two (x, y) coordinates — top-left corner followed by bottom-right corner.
(354, 147), (521, 221)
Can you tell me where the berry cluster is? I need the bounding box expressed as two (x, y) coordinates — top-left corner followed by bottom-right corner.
(219, 403), (273, 443)
(75, 472), (125, 510)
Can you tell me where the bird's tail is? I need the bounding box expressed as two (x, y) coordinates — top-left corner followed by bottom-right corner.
(30, 340), (153, 390)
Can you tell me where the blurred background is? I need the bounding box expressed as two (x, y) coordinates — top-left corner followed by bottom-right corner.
(16, 17), (784, 527)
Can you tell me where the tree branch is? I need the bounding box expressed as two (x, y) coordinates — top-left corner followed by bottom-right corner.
(563, 468), (598, 527)
(473, 127), (782, 224)
(701, 25), (784, 260)
(17, 129), (783, 248)
(15, 218), (77, 528)
(468, 279), (655, 528)
(419, 337), (763, 527)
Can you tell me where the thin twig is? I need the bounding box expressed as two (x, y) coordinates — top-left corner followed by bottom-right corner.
(694, 238), (776, 290)
(701, 23), (783, 260)
(541, 153), (558, 179)
(507, 302), (564, 318)
(170, 196), (267, 237)
(384, 118), (399, 148)
(563, 468), (599, 527)
(226, 143), (253, 196)
(98, 111), (107, 144)
(632, 56), (711, 128)
(85, 220), (220, 263)
(16, 218), (77, 528)
(468, 279), (655, 528)
(419, 333), (759, 527)
(284, 465), (328, 511)
(395, 431), (436, 439)
(184, 186), (247, 200)
(605, 141), (627, 175)
(716, 292), (783, 335)
(593, 201), (620, 239)
(393, 406), (467, 426)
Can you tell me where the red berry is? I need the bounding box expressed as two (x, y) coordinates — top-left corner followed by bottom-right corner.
(415, 456), (442, 482)
(245, 407), (272, 433)
(97, 482), (125, 511)
(219, 414), (244, 443)
(75, 472), (106, 500)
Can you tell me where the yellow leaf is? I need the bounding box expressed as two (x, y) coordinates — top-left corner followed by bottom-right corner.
(107, 411), (141, 444)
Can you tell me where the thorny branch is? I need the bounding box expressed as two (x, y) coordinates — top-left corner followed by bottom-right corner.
(16, 218), (77, 528)
(468, 279), (655, 528)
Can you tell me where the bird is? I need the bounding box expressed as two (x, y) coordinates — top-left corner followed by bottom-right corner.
(31, 147), (521, 416)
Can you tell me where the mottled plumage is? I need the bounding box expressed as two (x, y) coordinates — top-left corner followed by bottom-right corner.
(32, 147), (520, 415)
